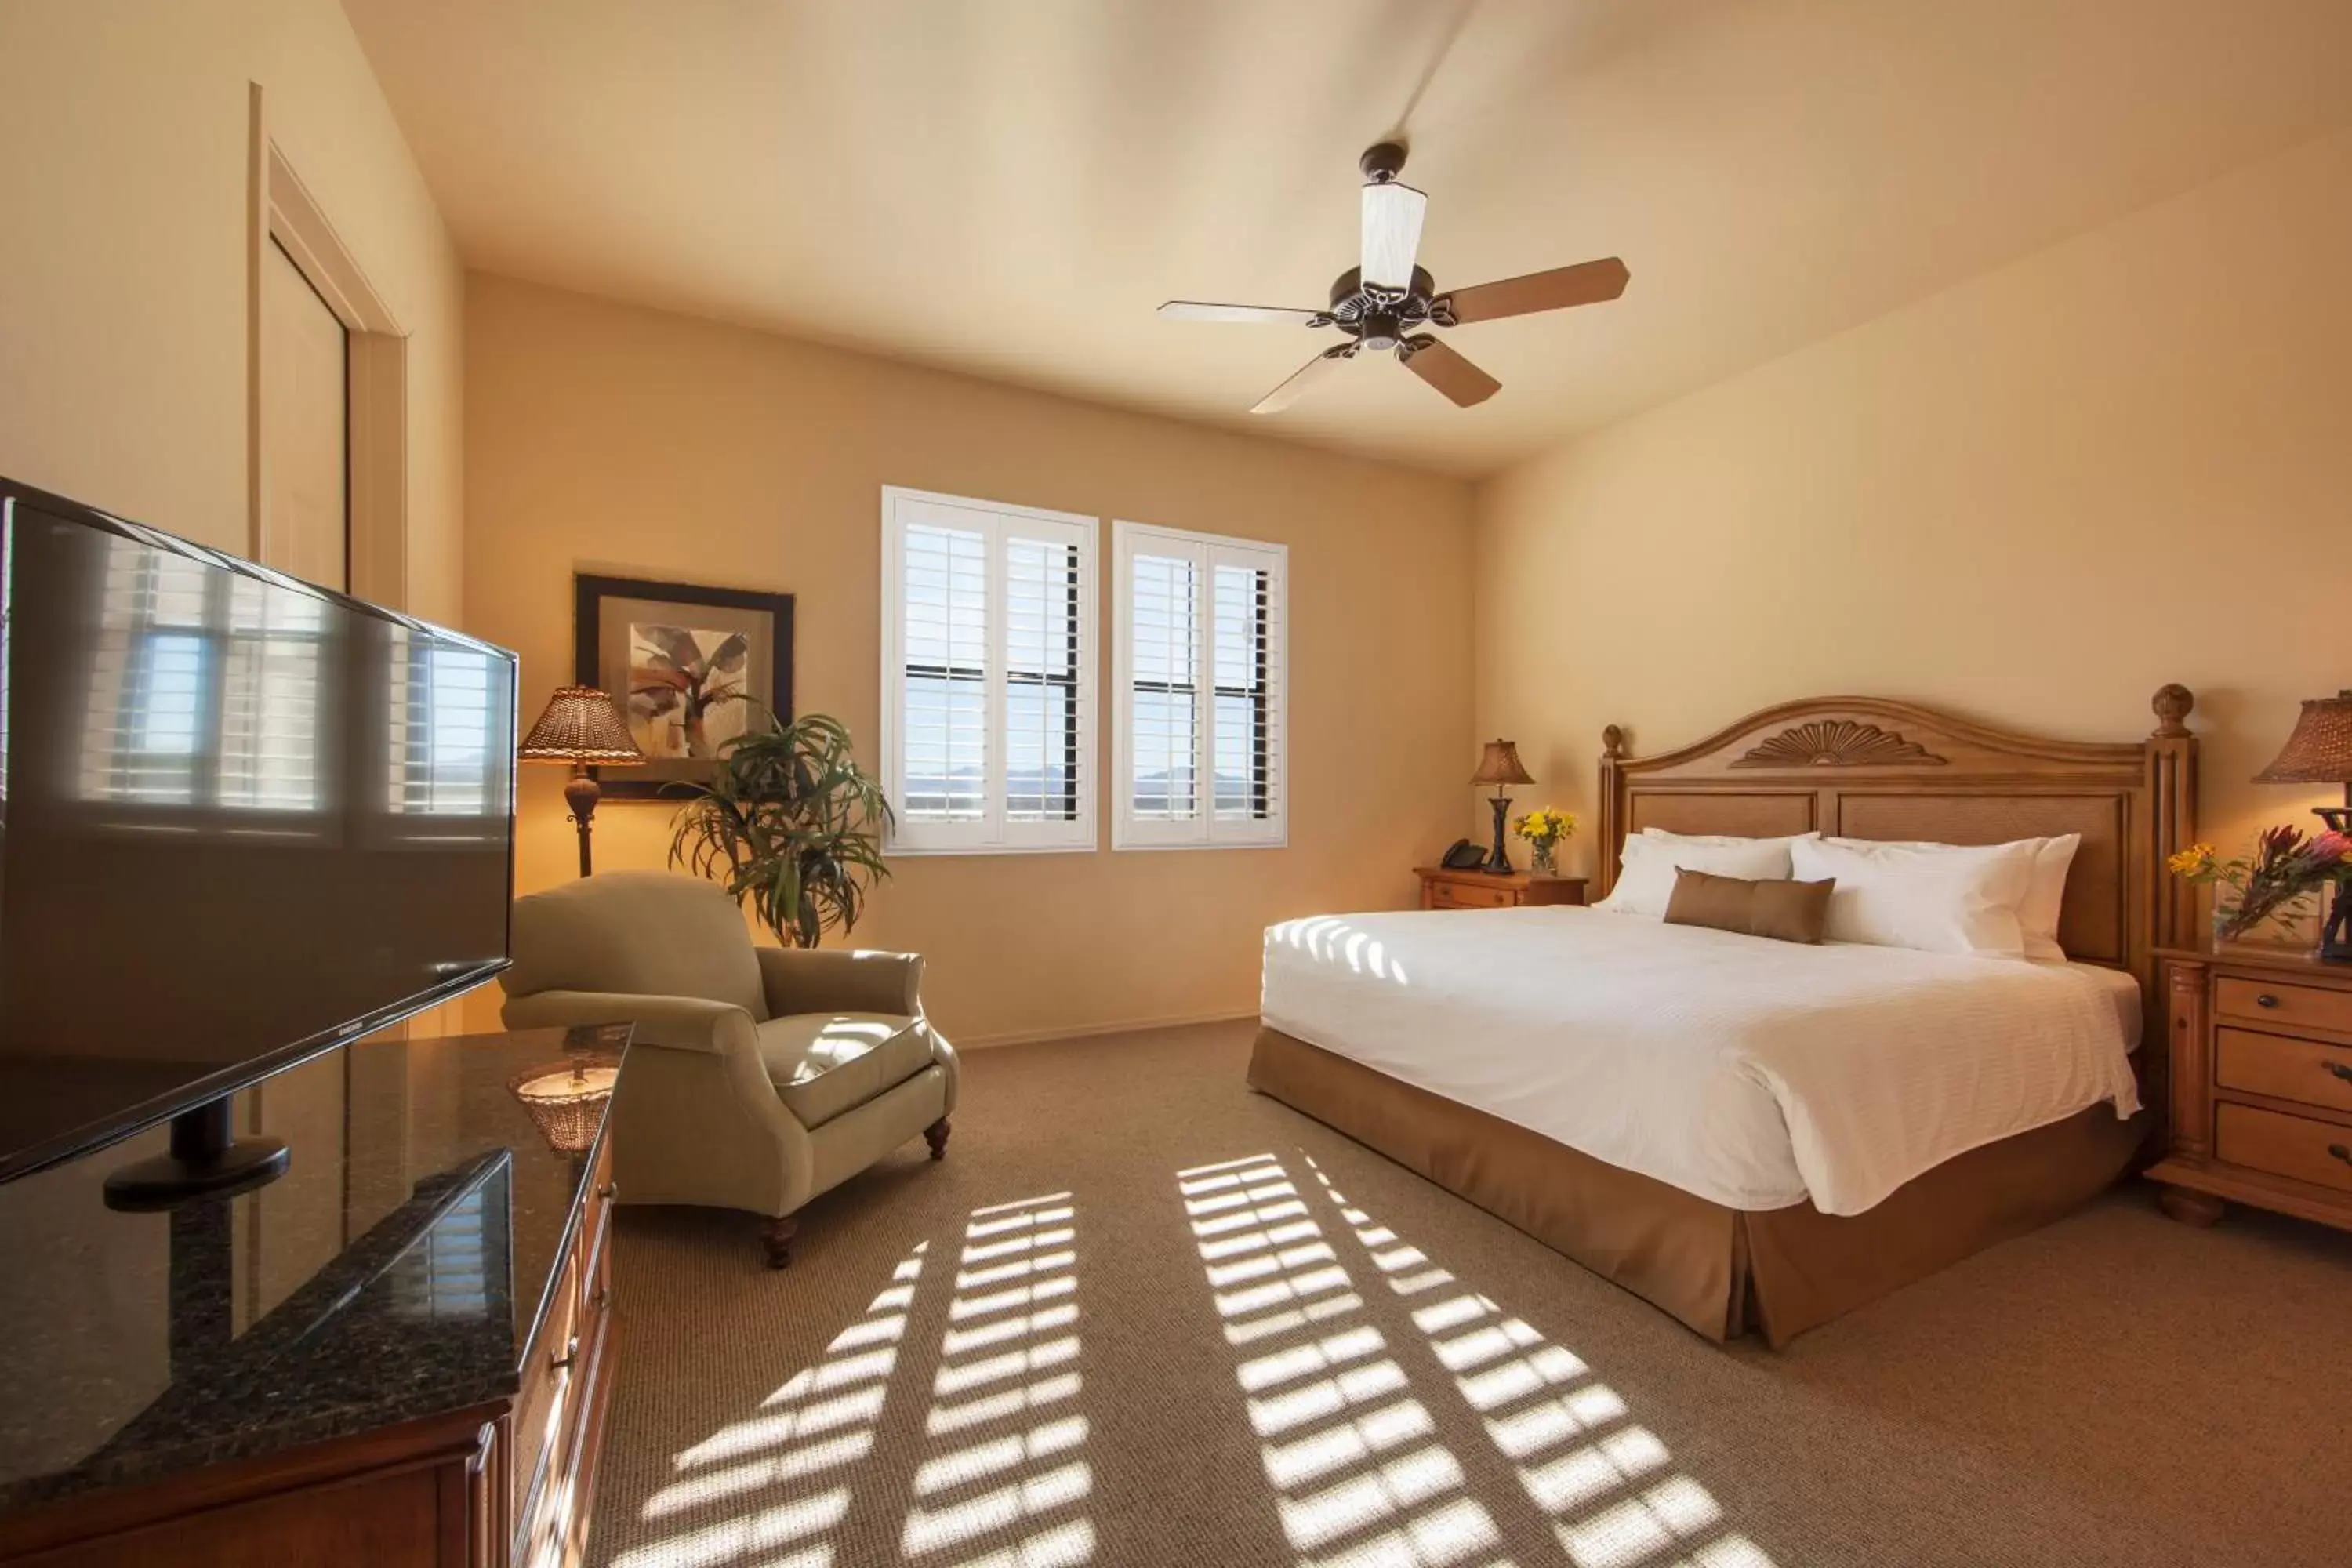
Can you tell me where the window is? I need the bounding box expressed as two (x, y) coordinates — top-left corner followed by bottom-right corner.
(1112, 521), (1287, 849)
(881, 487), (1096, 854)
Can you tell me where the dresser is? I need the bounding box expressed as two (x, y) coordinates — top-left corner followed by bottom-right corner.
(2149, 942), (2352, 1232)
(1414, 866), (1589, 911)
(0, 1025), (626, 1567)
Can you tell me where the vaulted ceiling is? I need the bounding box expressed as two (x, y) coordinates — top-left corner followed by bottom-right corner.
(343, 0), (2352, 477)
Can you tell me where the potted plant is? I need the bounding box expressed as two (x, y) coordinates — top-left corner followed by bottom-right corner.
(2167, 824), (2351, 947)
(668, 709), (894, 948)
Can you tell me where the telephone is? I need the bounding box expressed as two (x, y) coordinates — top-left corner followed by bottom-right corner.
(1439, 838), (1489, 871)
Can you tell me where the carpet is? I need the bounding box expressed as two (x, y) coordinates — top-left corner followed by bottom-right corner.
(586, 1021), (2352, 1568)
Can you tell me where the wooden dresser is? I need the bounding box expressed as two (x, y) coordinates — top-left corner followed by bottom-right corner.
(0, 1025), (625, 1568)
(2149, 942), (2352, 1232)
(1415, 866), (1588, 911)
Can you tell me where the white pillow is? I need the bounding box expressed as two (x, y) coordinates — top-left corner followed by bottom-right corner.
(1816, 833), (2079, 960)
(1788, 837), (2042, 957)
(1597, 832), (1818, 918)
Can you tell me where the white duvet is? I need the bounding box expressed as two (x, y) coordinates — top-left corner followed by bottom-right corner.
(1259, 906), (2142, 1216)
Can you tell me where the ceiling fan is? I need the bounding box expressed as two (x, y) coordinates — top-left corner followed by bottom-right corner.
(1160, 141), (1629, 414)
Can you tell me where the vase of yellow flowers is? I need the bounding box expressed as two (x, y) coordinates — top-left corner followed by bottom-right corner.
(1512, 807), (1578, 876)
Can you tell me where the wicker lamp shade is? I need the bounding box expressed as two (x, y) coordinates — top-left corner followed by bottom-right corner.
(2254, 691), (2352, 784)
(1470, 739), (1536, 787)
(520, 686), (644, 764)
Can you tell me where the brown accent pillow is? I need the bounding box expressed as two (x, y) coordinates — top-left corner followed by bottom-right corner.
(1664, 869), (1837, 945)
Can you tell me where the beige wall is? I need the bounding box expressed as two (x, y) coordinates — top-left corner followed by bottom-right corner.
(1476, 129), (2351, 884)
(464, 274), (1473, 1043)
(0, 0), (464, 623)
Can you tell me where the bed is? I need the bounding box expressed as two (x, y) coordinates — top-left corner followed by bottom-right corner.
(1249, 688), (2201, 1345)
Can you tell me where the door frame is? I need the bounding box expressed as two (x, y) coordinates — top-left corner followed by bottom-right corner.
(245, 82), (408, 609)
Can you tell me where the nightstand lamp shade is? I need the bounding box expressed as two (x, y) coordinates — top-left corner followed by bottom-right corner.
(520, 686), (644, 878)
(1470, 738), (1536, 874)
(2253, 689), (2352, 963)
(1469, 739), (1536, 788)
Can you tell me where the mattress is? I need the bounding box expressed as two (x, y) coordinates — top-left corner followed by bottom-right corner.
(1259, 905), (2143, 1216)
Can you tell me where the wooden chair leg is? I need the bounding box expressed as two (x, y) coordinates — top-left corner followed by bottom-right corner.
(761, 1214), (798, 1268)
(924, 1117), (951, 1161)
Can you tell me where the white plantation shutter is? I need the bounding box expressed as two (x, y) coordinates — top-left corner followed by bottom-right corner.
(882, 488), (1095, 854)
(1112, 521), (1287, 849)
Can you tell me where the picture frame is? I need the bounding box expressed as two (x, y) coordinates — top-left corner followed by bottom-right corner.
(572, 572), (795, 800)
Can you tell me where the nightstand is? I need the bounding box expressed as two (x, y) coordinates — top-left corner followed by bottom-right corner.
(2148, 939), (2352, 1232)
(1414, 866), (1588, 911)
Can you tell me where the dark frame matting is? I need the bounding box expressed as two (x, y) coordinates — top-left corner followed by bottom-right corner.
(572, 572), (794, 801)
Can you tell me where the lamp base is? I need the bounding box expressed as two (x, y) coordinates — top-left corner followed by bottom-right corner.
(564, 766), (602, 878)
(1485, 794), (1513, 874)
(2318, 802), (2351, 963)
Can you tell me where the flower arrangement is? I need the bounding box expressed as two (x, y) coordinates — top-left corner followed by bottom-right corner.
(1512, 807), (1578, 875)
(2167, 824), (2352, 945)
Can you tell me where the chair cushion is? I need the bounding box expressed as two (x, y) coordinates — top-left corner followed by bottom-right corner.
(756, 1012), (934, 1128)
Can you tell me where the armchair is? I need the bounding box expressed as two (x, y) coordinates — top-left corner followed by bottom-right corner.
(499, 871), (957, 1265)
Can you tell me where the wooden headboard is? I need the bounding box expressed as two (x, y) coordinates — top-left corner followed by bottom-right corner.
(1595, 687), (2199, 990)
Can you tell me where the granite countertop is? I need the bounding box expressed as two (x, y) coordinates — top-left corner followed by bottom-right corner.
(0, 1023), (629, 1512)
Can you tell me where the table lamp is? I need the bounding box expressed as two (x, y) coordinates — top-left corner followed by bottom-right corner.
(519, 685), (644, 877)
(1471, 739), (1536, 874)
(2253, 689), (2352, 962)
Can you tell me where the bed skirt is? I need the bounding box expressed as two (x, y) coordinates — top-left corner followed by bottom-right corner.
(1247, 1024), (2146, 1347)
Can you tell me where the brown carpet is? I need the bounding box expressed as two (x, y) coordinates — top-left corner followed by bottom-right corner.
(586, 1022), (2352, 1568)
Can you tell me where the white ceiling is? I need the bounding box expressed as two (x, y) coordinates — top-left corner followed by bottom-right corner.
(343, 0), (2352, 477)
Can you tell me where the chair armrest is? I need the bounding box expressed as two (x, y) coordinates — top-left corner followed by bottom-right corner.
(756, 949), (925, 1018)
(500, 989), (757, 1055)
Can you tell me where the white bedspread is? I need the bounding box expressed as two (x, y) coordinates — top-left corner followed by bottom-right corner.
(1259, 906), (2142, 1215)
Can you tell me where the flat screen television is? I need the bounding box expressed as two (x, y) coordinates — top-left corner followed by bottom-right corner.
(0, 477), (517, 1195)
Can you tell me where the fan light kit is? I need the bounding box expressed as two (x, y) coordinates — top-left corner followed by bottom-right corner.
(1160, 141), (1630, 414)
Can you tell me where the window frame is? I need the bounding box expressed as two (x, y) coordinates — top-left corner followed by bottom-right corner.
(880, 485), (1098, 857)
(1111, 519), (1288, 852)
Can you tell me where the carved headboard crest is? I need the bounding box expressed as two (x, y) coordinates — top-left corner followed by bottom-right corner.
(1732, 720), (1944, 769)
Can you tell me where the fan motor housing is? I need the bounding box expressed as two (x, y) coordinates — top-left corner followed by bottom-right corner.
(1326, 265), (1443, 347)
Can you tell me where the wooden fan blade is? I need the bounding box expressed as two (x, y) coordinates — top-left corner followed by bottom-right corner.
(1250, 345), (1354, 415)
(1159, 300), (1325, 325)
(1440, 258), (1629, 325)
(1400, 336), (1500, 407)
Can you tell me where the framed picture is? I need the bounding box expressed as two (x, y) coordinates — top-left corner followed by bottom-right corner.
(573, 573), (795, 800)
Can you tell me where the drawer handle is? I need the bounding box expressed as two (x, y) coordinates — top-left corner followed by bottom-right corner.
(597, 1181), (618, 1201)
(2330, 1144), (2352, 1167)
(2255, 993), (2281, 1008)
(550, 1334), (580, 1373)
(2326, 1062), (2352, 1085)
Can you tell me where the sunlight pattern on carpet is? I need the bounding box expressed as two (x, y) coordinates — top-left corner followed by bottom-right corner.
(899, 1191), (1096, 1567)
(615, 1242), (930, 1568)
(1301, 1158), (1776, 1568)
(1178, 1152), (1509, 1567)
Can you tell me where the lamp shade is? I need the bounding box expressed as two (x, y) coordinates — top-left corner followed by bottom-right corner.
(2253, 691), (2352, 784)
(520, 685), (644, 764)
(1470, 739), (1535, 788)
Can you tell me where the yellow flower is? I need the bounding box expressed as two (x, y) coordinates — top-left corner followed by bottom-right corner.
(2165, 844), (2215, 877)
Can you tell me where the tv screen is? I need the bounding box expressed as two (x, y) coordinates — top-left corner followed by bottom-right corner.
(0, 479), (517, 1181)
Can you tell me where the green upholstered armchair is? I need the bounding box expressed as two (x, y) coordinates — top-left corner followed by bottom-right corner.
(499, 871), (957, 1265)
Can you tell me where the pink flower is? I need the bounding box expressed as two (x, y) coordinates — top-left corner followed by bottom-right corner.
(2313, 830), (2352, 865)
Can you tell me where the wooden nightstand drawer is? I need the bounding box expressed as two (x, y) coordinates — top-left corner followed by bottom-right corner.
(2217, 977), (2352, 1036)
(2216, 1103), (2352, 1195)
(1430, 880), (1515, 909)
(2216, 1026), (2352, 1115)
